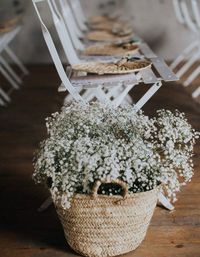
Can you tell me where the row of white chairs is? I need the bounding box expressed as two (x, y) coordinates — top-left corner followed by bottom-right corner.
(172, 0), (200, 99)
(0, 24), (29, 107)
(32, 0), (177, 109)
(32, 0), (177, 211)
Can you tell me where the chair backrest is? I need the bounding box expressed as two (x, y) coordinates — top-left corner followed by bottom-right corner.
(180, 0), (198, 32)
(59, 0), (84, 37)
(0, 27), (21, 53)
(68, 0), (88, 32)
(56, 0), (84, 50)
(173, 0), (199, 32)
(172, 0), (185, 24)
(48, 0), (81, 64)
(32, 0), (84, 102)
(191, 0), (200, 28)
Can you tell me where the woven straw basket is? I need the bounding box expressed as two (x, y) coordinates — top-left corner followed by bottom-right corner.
(83, 43), (139, 56)
(72, 59), (151, 75)
(54, 180), (159, 257)
(90, 23), (133, 36)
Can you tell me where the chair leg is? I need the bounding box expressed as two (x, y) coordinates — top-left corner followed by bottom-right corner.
(158, 193), (174, 211)
(170, 41), (199, 70)
(38, 196), (53, 212)
(105, 84), (123, 99)
(176, 52), (200, 79)
(0, 56), (22, 84)
(0, 96), (5, 106)
(192, 86), (200, 98)
(184, 65), (200, 87)
(4, 46), (29, 75)
(112, 84), (135, 107)
(134, 82), (162, 111)
(0, 87), (11, 102)
(0, 65), (19, 89)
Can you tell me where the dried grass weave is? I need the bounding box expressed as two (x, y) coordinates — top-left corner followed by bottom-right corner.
(54, 180), (159, 257)
(89, 21), (123, 31)
(90, 22), (133, 36)
(85, 30), (134, 43)
(83, 43), (139, 56)
(72, 59), (151, 75)
(88, 15), (118, 25)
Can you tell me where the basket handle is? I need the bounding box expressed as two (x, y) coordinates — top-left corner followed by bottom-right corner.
(91, 179), (129, 199)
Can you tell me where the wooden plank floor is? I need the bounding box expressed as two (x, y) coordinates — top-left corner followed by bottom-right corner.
(0, 65), (199, 257)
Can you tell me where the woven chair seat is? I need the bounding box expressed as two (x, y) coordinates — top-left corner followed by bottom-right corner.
(72, 58), (151, 75)
(83, 43), (139, 56)
(85, 30), (134, 43)
(88, 15), (118, 25)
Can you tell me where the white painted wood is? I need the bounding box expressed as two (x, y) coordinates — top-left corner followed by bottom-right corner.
(4, 46), (29, 75)
(134, 82), (162, 111)
(158, 193), (175, 211)
(151, 57), (178, 82)
(139, 67), (158, 84)
(32, 0), (85, 102)
(184, 66), (200, 87)
(0, 56), (22, 84)
(172, 0), (185, 24)
(172, 0), (200, 98)
(192, 86), (200, 98)
(58, 0), (85, 50)
(34, 0), (177, 211)
(0, 25), (28, 107)
(170, 41), (199, 70)
(0, 97), (5, 106)
(0, 65), (19, 90)
(69, 0), (88, 30)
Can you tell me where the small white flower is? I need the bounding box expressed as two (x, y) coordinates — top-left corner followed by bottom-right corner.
(33, 102), (199, 208)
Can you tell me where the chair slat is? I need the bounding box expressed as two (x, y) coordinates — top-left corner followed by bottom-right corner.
(139, 43), (157, 58)
(70, 73), (138, 88)
(151, 57), (178, 82)
(139, 67), (158, 84)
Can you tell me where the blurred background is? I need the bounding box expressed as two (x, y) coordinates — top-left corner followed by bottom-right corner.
(0, 0), (195, 63)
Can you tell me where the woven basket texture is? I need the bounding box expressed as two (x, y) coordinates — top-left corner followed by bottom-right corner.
(72, 59), (151, 75)
(85, 31), (134, 43)
(83, 44), (139, 56)
(54, 186), (158, 257)
(90, 23), (133, 36)
(88, 15), (118, 25)
(89, 21), (124, 31)
(0, 16), (21, 34)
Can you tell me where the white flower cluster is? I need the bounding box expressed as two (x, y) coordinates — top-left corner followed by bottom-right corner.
(33, 102), (199, 209)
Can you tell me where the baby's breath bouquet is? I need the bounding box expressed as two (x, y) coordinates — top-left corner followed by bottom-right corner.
(33, 102), (199, 209)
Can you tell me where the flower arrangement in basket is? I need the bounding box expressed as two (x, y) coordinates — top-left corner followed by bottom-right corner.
(33, 102), (199, 257)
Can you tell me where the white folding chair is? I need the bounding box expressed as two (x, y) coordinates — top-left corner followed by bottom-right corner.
(51, 0), (136, 104)
(32, 0), (140, 106)
(33, 0), (178, 212)
(33, 0), (178, 113)
(33, 0), (139, 106)
(0, 26), (29, 106)
(171, 0), (200, 98)
(68, 0), (123, 32)
(68, 0), (88, 31)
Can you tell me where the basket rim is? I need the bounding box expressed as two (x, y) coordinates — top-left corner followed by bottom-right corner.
(53, 185), (160, 202)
